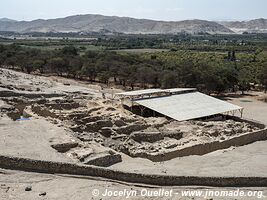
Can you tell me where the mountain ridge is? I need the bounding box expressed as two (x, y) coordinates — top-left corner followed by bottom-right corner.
(219, 18), (267, 33)
(0, 18), (17, 22)
(0, 14), (266, 34)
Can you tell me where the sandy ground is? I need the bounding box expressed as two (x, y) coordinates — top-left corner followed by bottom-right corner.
(0, 115), (74, 162)
(0, 169), (266, 200)
(0, 68), (101, 97)
(110, 141), (267, 177)
(227, 92), (267, 125)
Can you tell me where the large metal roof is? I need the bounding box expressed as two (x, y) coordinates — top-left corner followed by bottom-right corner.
(134, 92), (243, 121)
(115, 88), (196, 97)
(168, 88), (197, 94)
(115, 89), (164, 96)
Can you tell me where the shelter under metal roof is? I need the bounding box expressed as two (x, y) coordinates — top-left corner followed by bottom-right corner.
(115, 88), (197, 99)
(134, 91), (243, 121)
(116, 89), (164, 97)
(167, 88), (197, 94)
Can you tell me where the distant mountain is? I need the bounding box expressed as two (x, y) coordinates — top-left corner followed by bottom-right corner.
(1, 15), (266, 35)
(0, 18), (17, 22)
(0, 14), (233, 34)
(219, 18), (267, 33)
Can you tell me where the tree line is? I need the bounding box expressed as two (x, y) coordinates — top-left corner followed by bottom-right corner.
(0, 44), (266, 93)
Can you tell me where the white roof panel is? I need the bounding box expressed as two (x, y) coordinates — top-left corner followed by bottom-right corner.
(116, 89), (165, 96)
(134, 92), (242, 121)
(168, 88), (197, 93)
(116, 88), (196, 97)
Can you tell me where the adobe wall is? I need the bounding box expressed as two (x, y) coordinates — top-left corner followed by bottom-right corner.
(0, 90), (64, 98)
(0, 155), (266, 187)
(138, 128), (267, 162)
(227, 115), (266, 129)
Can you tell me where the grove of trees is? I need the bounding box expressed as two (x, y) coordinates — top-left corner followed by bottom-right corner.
(0, 44), (266, 94)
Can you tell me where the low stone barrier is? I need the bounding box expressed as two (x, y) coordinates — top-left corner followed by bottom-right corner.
(227, 115), (266, 129)
(0, 90), (64, 98)
(0, 155), (266, 187)
(136, 128), (267, 162)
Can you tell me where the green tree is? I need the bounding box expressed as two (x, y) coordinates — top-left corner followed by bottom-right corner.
(31, 60), (45, 73)
(68, 58), (82, 78)
(61, 46), (78, 56)
(98, 72), (110, 84)
(260, 62), (267, 93)
(80, 63), (97, 81)
(136, 66), (157, 88)
(160, 71), (178, 89)
(48, 57), (67, 75)
(238, 67), (252, 94)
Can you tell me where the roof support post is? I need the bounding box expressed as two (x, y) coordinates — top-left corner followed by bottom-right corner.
(131, 97), (133, 111)
(140, 106), (145, 116)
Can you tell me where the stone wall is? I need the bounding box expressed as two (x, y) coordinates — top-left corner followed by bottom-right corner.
(0, 90), (64, 98)
(0, 155), (266, 187)
(137, 128), (267, 162)
(227, 115), (266, 129)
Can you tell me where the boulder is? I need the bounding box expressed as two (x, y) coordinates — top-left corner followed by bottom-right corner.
(224, 128), (233, 135)
(115, 124), (149, 135)
(31, 104), (57, 118)
(131, 131), (183, 143)
(99, 127), (113, 137)
(85, 120), (113, 132)
(25, 186), (32, 191)
(71, 148), (94, 162)
(39, 192), (47, 196)
(206, 130), (219, 137)
(204, 123), (214, 128)
(75, 132), (95, 142)
(78, 116), (102, 124)
(83, 152), (122, 167)
(114, 119), (127, 127)
(51, 141), (79, 153)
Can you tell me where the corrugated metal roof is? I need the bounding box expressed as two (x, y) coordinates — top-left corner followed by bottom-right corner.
(168, 88), (197, 93)
(134, 92), (242, 121)
(116, 89), (164, 96)
(115, 88), (197, 97)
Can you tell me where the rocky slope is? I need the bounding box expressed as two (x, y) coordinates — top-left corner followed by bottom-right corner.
(219, 18), (267, 33)
(0, 14), (233, 34)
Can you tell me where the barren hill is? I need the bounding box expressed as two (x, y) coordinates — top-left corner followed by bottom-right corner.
(0, 14), (233, 34)
(219, 18), (267, 33)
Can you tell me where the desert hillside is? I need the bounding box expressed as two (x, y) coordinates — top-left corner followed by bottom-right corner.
(219, 18), (267, 33)
(0, 14), (233, 34)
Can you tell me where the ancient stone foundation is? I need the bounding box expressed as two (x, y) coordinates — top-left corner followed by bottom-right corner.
(132, 127), (267, 162)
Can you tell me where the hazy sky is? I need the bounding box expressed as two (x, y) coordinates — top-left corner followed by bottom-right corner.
(1, 0), (267, 21)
